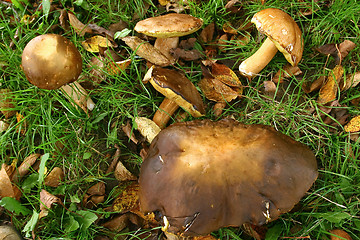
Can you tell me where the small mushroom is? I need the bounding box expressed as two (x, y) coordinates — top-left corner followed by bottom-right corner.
(139, 119), (318, 236)
(135, 13), (203, 64)
(238, 8), (303, 78)
(144, 66), (205, 128)
(21, 34), (95, 112)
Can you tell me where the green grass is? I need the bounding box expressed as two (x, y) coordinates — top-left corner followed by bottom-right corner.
(1, 0), (360, 239)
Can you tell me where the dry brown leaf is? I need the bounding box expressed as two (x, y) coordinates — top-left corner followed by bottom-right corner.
(338, 40), (356, 60)
(39, 189), (60, 219)
(198, 78), (240, 102)
(68, 12), (93, 36)
(329, 229), (352, 240)
(217, 34), (228, 52)
(316, 40), (356, 64)
(102, 214), (129, 232)
(344, 115), (360, 133)
(213, 102), (227, 118)
(0, 225), (22, 240)
(134, 117), (161, 143)
(272, 64), (302, 83)
(122, 36), (171, 66)
(12, 153), (41, 183)
(44, 167), (65, 187)
(87, 182), (106, 196)
(231, 32), (251, 47)
(59, 9), (69, 31)
(60, 81), (95, 113)
(89, 56), (106, 84)
(193, 235), (219, 240)
(107, 59), (132, 75)
(318, 65), (344, 104)
(154, 37), (179, 63)
(342, 72), (360, 91)
(159, 0), (171, 6)
(211, 63), (242, 88)
(264, 81), (277, 96)
(114, 161), (137, 182)
(0, 164), (15, 198)
(82, 35), (115, 53)
(112, 182), (140, 213)
(199, 22), (215, 43)
(0, 89), (16, 119)
(15, 112), (26, 134)
(303, 75), (326, 93)
(170, 48), (203, 61)
(242, 223), (267, 240)
(0, 120), (9, 132)
(122, 121), (138, 144)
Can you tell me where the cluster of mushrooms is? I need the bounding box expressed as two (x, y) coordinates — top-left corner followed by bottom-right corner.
(21, 8), (317, 238)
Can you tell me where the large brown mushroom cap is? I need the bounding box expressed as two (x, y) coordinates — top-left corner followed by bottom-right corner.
(139, 119), (318, 236)
(252, 8), (303, 66)
(22, 34), (82, 90)
(134, 13), (203, 38)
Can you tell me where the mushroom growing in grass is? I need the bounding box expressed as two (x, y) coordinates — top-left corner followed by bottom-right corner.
(22, 34), (94, 113)
(239, 8), (303, 78)
(144, 66), (205, 129)
(139, 119), (318, 237)
(134, 13), (203, 64)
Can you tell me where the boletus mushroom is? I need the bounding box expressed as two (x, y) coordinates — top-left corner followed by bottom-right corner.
(22, 34), (94, 112)
(238, 8), (303, 78)
(134, 13), (203, 64)
(139, 119), (318, 237)
(144, 66), (205, 128)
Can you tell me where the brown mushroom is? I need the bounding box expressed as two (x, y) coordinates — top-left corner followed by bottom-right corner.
(21, 34), (94, 113)
(144, 66), (205, 128)
(139, 119), (318, 236)
(238, 8), (303, 78)
(134, 13), (203, 64)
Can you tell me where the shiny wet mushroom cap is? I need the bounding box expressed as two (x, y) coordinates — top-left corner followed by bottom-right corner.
(22, 34), (82, 90)
(134, 13), (203, 38)
(139, 119), (318, 236)
(239, 8), (303, 78)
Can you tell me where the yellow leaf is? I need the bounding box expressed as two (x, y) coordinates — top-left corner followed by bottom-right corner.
(82, 35), (115, 53)
(344, 115), (360, 132)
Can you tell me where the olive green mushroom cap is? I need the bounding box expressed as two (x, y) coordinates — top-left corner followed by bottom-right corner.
(139, 119), (318, 236)
(252, 8), (303, 66)
(22, 34), (82, 90)
(134, 13), (203, 38)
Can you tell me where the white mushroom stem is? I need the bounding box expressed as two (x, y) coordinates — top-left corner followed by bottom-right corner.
(153, 98), (179, 129)
(60, 81), (95, 114)
(238, 37), (278, 78)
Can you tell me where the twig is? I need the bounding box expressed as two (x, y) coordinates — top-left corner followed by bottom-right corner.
(310, 192), (347, 209)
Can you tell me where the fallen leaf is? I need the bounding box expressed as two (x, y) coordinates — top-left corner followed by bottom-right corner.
(316, 40), (356, 64)
(211, 63), (242, 88)
(329, 229), (352, 240)
(170, 48), (203, 61)
(217, 34), (228, 52)
(342, 72), (360, 91)
(338, 40), (356, 60)
(159, 0), (171, 6)
(263, 80), (277, 97)
(114, 161), (137, 182)
(199, 22), (215, 43)
(0, 164), (15, 198)
(134, 117), (162, 143)
(12, 153), (41, 183)
(344, 115), (360, 133)
(102, 214), (129, 232)
(60, 81), (95, 113)
(122, 121), (138, 144)
(68, 12), (93, 36)
(0, 89), (16, 119)
(44, 167), (65, 187)
(193, 235), (219, 240)
(242, 223), (267, 240)
(15, 112), (26, 134)
(318, 65), (344, 104)
(154, 37), (179, 63)
(39, 189), (60, 219)
(87, 182), (106, 196)
(303, 75), (326, 93)
(112, 182), (139, 213)
(199, 78), (240, 102)
(107, 59), (132, 75)
(272, 64), (302, 83)
(122, 36), (171, 66)
(0, 120), (9, 132)
(82, 35), (115, 53)
(213, 102), (227, 118)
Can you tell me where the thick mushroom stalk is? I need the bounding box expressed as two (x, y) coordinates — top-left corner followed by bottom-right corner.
(139, 119), (318, 237)
(239, 8), (303, 78)
(238, 38), (278, 77)
(21, 34), (94, 113)
(152, 98), (179, 129)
